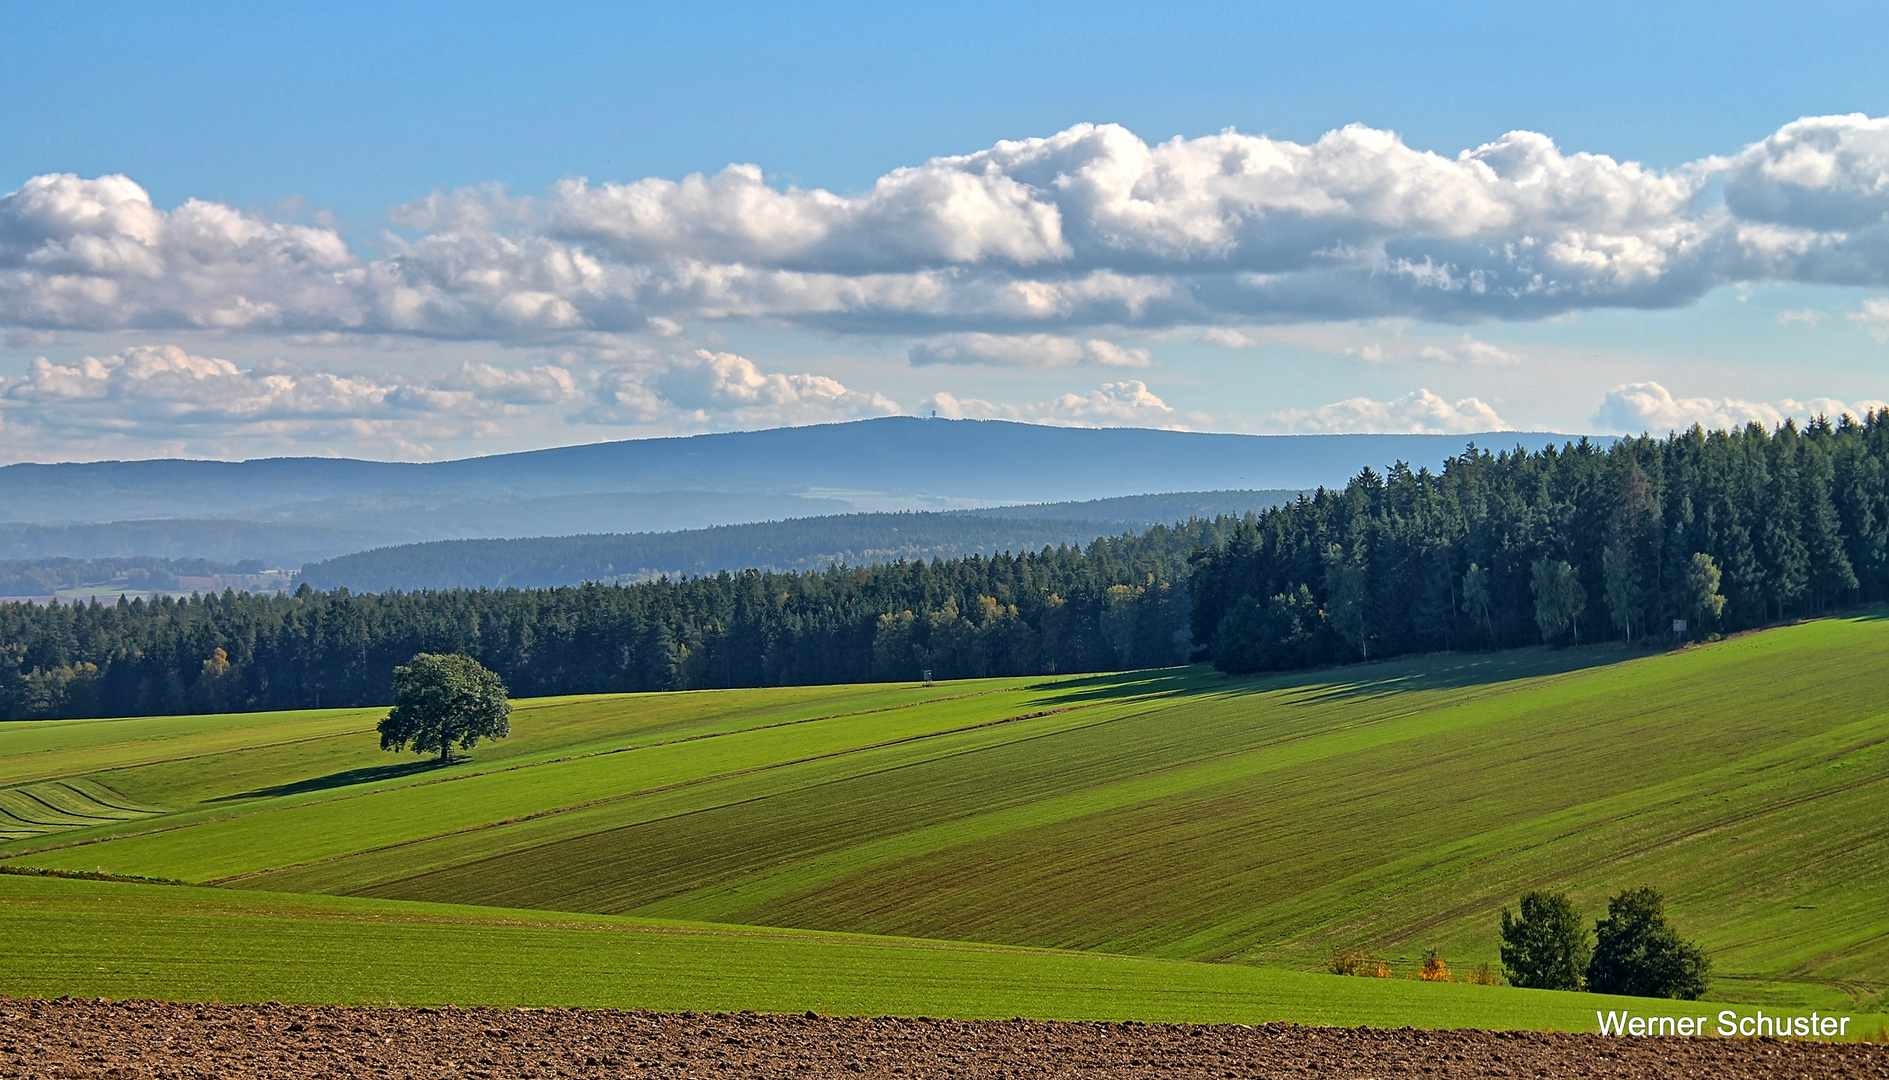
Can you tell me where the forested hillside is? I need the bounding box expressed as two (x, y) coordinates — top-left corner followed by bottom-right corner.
(10, 417), (1889, 721)
(1192, 417), (1889, 671)
(296, 491), (1297, 592)
(0, 522), (1226, 720)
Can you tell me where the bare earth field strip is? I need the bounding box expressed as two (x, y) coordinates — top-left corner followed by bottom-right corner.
(2, 998), (1884, 1079)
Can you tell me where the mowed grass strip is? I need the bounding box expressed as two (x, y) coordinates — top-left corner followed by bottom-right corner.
(9, 874), (1875, 1037)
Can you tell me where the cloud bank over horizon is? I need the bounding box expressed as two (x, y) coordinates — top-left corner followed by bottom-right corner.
(1596, 381), (1888, 434)
(8, 114), (1889, 337)
(0, 341), (911, 460)
(3, 112), (1888, 459)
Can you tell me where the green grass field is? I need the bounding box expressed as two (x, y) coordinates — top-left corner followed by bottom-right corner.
(4, 616), (1887, 1030)
(13, 873), (1878, 1036)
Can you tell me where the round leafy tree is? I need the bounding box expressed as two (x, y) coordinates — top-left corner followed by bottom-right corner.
(1585, 886), (1711, 999)
(377, 653), (511, 764)
(1499, 890), (1590, 990)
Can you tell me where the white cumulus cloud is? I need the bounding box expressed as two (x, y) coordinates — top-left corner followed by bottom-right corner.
(927, 380), (1178, 427)
(577, 347), (899, 429)
(0, 173), (360, 331)
(1413, 336), (1523, 366)
(1196, 327), (1261, 348)
(1595, 381), (1888, 432)
(5, 113), (1889, 341)
(1850, 297), (1889, 342)
(0, 340), (901, 460)
(1267, 389), (1509, 434)
(1723, 113), (1889, 232)
(1198, 322), (1522, 366)
(0, 344), (582, 459)
(652, 348), (900, 424)
(907, 332), (1151, 367)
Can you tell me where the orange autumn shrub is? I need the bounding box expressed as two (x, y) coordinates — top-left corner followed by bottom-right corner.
(1419, 951), (1454, 982)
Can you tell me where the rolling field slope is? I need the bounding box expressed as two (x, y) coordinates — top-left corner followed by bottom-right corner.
(4, 617), (1887, 1021)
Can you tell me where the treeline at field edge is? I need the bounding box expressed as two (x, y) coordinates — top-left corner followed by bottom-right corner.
(0, 525), (1213, 719)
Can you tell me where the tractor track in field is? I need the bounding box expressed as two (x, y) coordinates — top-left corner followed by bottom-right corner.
(3, 997), (1885, 1079)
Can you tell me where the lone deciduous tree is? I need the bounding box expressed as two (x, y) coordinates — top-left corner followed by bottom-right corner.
(1499, 890), (1590, 990)
(1323, 543), (1372, 659)
(377, 653), (511, 764)
(1530, 558), (1586, 644)
(1461, 563), (1496, 644)
(1681, 552), (1727, 636)
(1585, 886), (1711, 1000)
(1602, 543), (1642, 643)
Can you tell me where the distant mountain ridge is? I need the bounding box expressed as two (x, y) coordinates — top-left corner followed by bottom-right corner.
(0, 418), (1579, 565)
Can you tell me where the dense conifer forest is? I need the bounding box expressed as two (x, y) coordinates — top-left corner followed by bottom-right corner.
(1191, 417), (1889, 670)
(0, 523), (1222, 720)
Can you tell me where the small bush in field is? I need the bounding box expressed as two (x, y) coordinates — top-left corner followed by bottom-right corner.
(1326, 948), (1394, 977)
(1465, 962), (1501, 986)
(1419, 951), (1454, 982)
(1325, 947), (1368, 976)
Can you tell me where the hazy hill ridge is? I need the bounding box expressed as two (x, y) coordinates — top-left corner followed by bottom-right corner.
(0, 419), (1563, 564)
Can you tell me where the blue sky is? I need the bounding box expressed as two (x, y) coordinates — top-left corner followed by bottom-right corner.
(2, 0), (1887, 461)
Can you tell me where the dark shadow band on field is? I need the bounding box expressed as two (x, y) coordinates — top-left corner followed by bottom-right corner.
(1273, 645), (1656, 705)
(1019, 668), (1207, 706)
(209, 759), (444, 802)
(1026, 644), (1661, 714)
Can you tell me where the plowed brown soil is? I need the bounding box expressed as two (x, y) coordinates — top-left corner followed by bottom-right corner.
(2, 997), (1885, 1079)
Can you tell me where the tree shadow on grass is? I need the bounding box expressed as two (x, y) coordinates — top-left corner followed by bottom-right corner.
(1026, 643), (1650, 713)
(1229, 643), (1646, 706)
(207, 758), (445, 802)
(1021, 667), (1212, 707)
